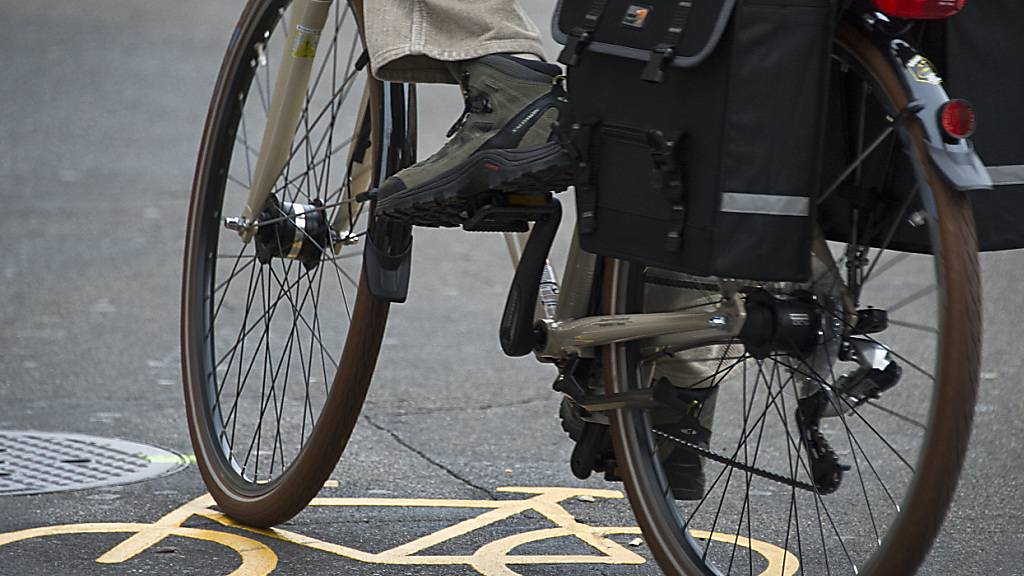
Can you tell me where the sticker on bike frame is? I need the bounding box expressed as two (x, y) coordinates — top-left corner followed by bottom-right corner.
(0, 486), (802, 576)
(907, 54), (942, 85)
(292, 25), (321, 59)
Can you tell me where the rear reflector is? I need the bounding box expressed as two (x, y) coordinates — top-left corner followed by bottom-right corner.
(939, 99), (976, 139)
(873, 0), (966, 19)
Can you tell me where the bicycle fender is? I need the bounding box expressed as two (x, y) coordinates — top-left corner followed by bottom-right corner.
(365, 231), (412, 303)
(884, 38), (992, 192)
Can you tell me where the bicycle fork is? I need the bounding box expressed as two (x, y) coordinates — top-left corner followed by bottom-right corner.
(231, 0), (335, 243)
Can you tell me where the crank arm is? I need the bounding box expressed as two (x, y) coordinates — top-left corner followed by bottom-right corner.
(575, 377), (717, 413)
(577, 389), (660, 413)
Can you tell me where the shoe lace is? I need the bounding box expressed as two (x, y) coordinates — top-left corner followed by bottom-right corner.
(445, 71), (493, 138)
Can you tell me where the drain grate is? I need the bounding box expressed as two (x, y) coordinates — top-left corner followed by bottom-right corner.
(0, 431), (189, 496)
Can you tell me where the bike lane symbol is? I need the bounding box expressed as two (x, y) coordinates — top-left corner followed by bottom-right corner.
(0, 486), (799, 576)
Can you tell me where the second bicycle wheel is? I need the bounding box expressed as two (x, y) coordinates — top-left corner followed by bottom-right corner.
(606, 24), (981, 576)
(182, 0), (413, 527)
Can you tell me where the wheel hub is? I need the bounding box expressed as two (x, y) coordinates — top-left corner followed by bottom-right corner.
(738, 289), (822, 359)
(254, 196), (330, 270)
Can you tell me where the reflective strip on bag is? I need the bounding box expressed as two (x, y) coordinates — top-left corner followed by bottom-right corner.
(720, 193), (810, 217)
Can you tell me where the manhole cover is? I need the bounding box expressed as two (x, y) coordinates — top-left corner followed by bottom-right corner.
(0, 431), (189, 496)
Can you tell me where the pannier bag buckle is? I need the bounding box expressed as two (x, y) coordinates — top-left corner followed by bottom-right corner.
(647, 129), (681, 182)
(647, 130), (687, 252)
(665, 218), (684, 252)
(642, 44), (676, 83)
(558, 0), (610, 66)
(641, 0), (694, 83)
(558, 27), (594, 66)
(566, 122), (600, 234)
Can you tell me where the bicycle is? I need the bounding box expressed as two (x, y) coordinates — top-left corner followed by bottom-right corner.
(0, 486), (800, 575)
(181, 0), (986, 574)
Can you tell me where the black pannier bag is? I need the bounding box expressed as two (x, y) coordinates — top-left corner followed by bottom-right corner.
(553, 0), (837, 281)
(931, 1), (1024, 251)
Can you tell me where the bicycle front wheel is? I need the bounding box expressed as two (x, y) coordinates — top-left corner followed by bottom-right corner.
(606, 24), (981, 576)
(182, 0), (410, 527)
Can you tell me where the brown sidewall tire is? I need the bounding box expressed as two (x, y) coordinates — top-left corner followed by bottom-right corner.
(605, 23), (981, 576)
(181, 0), (391, 528)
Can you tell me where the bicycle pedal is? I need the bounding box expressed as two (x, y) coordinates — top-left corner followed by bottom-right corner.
(462, 193), (558, 233)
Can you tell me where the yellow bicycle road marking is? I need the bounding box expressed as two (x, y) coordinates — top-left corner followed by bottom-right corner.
(0, 523), (277, 576)
(0, 486), (800, 576)
(691, 530), (800, 576)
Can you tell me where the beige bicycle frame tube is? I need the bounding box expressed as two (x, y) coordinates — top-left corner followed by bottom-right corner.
(502, 226), (746, 360)
(554, 229), (599, 323)
(536, 290), (746, 359)
(238, 0), (334, 242)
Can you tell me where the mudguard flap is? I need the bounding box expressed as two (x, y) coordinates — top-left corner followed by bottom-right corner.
(364, 233), (412, 303)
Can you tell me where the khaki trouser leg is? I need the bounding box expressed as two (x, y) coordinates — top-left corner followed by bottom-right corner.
(644, 275), (735, 390)
(643, 273), (738, 432)
(363, 0), (547, 84)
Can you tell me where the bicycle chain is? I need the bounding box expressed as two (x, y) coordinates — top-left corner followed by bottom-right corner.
(652, 429), (817, 493)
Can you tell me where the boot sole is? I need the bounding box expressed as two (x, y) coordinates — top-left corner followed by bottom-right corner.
(376, 142), (573, 229)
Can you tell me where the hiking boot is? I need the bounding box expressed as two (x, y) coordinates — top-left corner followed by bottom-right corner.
(374, 54), (574, 227)
(653, 382), (717, 501)
(658, 417), (710, 500)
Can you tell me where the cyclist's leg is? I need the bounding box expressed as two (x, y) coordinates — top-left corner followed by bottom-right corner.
(362, 0), (546, 84)
(642, 274), (732, 500)
(361, 0), (573, 227)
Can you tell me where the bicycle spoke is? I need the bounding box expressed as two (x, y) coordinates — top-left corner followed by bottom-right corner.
(860, 185), (919, 287)
(823, 342), (883, 547)
(886, 318), (938, 334)
(886, 284), (937, 315)
(863, 400), (926, 430)
(209, 246), (253, 330)
(775, 363), (805, 576)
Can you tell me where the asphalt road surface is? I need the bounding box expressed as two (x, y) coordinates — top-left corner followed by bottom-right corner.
(1, 1), (1023, 575)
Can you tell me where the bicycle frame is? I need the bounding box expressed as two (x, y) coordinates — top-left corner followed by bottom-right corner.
(522, 227), (746, 359)
(229, 0), (988, 365)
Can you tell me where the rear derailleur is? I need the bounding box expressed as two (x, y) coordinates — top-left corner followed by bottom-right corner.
(796, 312), (903, 494)
(796, 391), (850, 495)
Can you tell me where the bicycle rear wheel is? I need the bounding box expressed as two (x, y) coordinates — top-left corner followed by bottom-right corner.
(182, 0), (411, 527)
(606, 24), (980, 576)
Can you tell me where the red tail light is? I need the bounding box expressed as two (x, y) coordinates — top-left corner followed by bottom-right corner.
(939, 99), (976, 140)
(873, 0), (966, 19)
